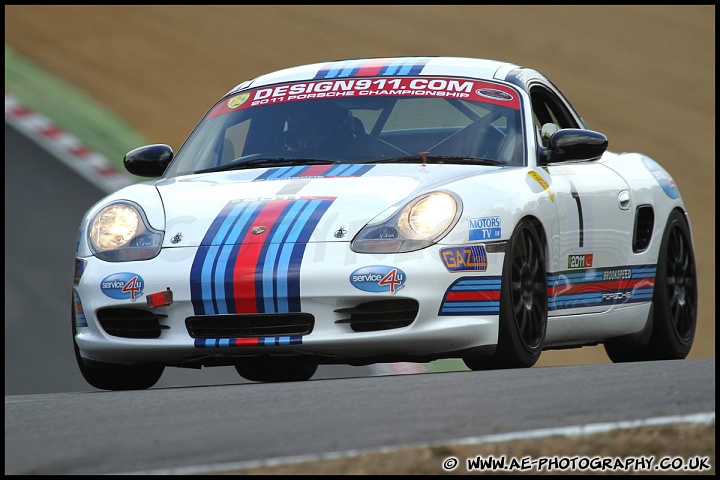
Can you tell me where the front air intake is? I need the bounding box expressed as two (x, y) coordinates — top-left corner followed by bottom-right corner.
(334, 299), (419, 332)
(186, 313), (314, 338)
(96, 308), (168, 339)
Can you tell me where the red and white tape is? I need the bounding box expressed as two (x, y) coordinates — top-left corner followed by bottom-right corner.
(5, 92), (134, 193)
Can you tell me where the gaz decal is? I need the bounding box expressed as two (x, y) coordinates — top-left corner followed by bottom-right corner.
(568, 254), (593, 269)
(528, 170), (555, 201)
(440, 245), (488, 272)
(101, 273), (144, 300)
(468, 216), (501, 241)
(350, 266), (406, 293)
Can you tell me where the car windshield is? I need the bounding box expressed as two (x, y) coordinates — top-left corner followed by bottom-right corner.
(164, 76), (524, 177)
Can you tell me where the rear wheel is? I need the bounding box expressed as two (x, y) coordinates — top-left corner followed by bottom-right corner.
(72, 301), (164, 391)
(605, 209), (697, 362)
(235, 357), (318, 382)
(464, 219), (547, 370)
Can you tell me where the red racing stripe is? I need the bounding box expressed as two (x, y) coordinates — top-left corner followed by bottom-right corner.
(232, 199), (290, 312)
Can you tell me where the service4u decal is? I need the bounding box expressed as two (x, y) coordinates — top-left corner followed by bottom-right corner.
(350, 266), (406, 293)
(100, 272), (144, 300)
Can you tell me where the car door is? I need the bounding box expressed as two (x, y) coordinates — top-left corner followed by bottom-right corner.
(529, 85), (635, 316)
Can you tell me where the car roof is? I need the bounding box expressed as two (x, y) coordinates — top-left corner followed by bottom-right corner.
(227, 56), (523, 96)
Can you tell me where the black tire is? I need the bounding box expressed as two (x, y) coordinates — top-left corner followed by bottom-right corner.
(464, 219), (547, 370)
(235, 357), (318, 382)
(72, 301), (164, 391)
(604, 209), (697, 362)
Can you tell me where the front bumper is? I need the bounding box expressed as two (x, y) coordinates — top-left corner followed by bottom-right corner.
(74, 242), (503, 366)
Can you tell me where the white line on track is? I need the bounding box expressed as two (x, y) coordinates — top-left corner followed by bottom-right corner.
(121, 411), (715, 475)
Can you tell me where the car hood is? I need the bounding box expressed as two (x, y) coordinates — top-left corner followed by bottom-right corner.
(155, 163), (500, 247)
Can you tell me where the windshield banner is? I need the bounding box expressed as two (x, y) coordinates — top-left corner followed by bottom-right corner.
(208, 77), (519, 119)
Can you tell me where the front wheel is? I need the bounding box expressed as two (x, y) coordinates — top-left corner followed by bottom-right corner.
(605, 209), (697, 362)
(72, 301), (164, 391)
(235, 357), (318, 382)
(464, 219), (547, 370)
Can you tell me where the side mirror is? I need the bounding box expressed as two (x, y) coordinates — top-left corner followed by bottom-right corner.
(540, 129), (608, 164)
(123, 144), (173, 177)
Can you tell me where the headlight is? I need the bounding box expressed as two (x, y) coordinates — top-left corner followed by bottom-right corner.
(351, 191), (461, 253)
(88, 201), (163, 261)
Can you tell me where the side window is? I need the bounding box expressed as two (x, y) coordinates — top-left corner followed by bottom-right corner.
(530, 86), (580, 147)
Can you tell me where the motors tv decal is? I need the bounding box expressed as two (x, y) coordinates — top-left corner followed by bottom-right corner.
(468, 216), (501, 241)
(190, 197), (334, 315)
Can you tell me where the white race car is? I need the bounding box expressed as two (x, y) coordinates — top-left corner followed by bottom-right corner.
(73, 56), (698, 390)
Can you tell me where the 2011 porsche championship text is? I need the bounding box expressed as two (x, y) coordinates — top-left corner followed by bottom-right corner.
(252, 78), (476, 104)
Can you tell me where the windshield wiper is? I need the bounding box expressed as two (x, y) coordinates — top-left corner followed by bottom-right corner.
(195, 157), (338, 174)
(364, 155), (505, 166)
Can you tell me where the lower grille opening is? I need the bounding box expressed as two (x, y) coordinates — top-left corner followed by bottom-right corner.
(186, 313), (314, 339)
(335, 299), (419, 332)
(96, 308), (168, 339)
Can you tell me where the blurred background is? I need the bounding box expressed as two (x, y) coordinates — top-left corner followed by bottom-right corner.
(5, 6), (714, 395)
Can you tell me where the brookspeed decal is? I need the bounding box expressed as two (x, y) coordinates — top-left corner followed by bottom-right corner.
(190, 197), (334, 315)
(548, 264), (655, 310)
(350, 266), (406, 293)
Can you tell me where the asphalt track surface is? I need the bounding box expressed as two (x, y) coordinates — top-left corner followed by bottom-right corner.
(5, 358), (715, 475)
